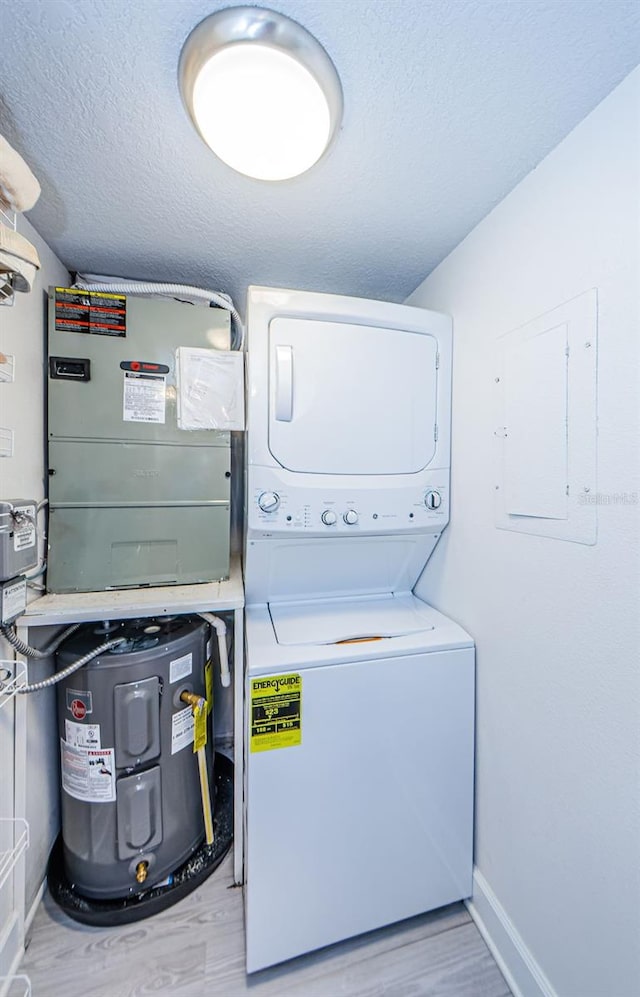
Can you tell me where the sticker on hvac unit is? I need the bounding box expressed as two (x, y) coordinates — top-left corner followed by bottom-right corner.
(54, 287), (126, 336)
(250, 673), (302, 753)
(123, 369), (166, 424)
(60, 740), (116, 803)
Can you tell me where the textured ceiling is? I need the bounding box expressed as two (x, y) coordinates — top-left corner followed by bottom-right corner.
(0, 0), (638, 313)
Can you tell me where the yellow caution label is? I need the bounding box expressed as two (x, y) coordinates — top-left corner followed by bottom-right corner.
(193, 703), (207, 752)
(205, 658), (213, 716)
(55, 286), (126, 301)
(250, 673), (302, 753)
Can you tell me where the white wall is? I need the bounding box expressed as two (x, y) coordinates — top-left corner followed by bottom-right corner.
(0, 215), (69, 912)
(407, 67), (640, 997)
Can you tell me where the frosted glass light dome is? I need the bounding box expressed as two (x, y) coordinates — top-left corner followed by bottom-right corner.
(179, 7), (343, 182)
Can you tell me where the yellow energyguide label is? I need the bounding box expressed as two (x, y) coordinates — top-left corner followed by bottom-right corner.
(250, 673), (302, 753)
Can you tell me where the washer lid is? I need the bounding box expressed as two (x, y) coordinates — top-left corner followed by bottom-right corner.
(269, 593), (435, 646)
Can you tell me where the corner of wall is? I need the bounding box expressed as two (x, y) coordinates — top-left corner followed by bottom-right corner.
(466, 868), (557, 997)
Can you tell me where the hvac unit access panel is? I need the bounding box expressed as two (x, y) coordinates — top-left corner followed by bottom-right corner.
(47, 288), (231, 593)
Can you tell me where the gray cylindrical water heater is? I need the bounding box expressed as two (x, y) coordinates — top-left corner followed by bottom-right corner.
(56, 615), (213, 899)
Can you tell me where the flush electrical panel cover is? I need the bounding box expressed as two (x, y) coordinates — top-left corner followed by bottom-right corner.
(494, 289), (597, 545)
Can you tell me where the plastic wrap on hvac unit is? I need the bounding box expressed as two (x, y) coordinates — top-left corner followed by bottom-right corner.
(176, 347), (245, 431)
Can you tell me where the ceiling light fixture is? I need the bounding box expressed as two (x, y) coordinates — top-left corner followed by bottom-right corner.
(179, 7), (343, 182)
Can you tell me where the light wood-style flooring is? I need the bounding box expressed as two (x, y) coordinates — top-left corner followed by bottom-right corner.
(22, 854), (511, 997)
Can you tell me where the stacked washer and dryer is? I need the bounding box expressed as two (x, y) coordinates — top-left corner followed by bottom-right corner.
(243, 287), (475, 971)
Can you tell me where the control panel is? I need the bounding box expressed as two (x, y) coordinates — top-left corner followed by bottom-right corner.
(248, 470), (449, 537)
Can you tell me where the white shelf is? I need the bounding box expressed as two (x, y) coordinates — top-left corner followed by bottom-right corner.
(0, 205), (18, 308)
(0, 820), (29, 894)
(22, 556), (244, 627)
(0, 428), (13, 458)
(0, 354), (15, 383)
(0, 206), (16, 230)
(0, 975), (31, 997)
(0, 663), (26, 709)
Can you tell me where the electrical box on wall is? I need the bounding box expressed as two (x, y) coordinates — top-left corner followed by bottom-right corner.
(0, 499), (38, 581)
(494, 288), (597, 545)
(0, 499), (37, 623)
(46, 288), (233, 592)
(0, 576), (27, 624)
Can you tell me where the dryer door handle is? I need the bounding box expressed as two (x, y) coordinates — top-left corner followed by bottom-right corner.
(275, 345), (294, 422)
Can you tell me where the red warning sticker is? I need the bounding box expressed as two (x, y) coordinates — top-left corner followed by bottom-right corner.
(54, 287), (126, 337)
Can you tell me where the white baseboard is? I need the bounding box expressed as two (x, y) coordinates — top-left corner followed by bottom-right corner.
(24, 879), (46, 937)
(465, 867), (557, 997)
(0, 911), (23, 988)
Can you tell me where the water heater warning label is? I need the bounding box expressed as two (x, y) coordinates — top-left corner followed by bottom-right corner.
(171, 705), (194, 754)
(65, 720), (101, 748)
(250, 673), (302, 753)
(60, 741), (116, 803)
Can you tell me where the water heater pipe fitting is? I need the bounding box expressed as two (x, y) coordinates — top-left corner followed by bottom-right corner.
(135, 861), (149, 884)
(180, 689), (215, 846)
(180, 690), (206, 710)
(198, 613), (231, 688)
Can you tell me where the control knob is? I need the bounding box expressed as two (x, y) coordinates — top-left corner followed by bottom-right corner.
(343, 510), (359, 525)
(258, 491), (280, 513)
(424, 490), (442, 511)
(321, 510), (338, 526)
